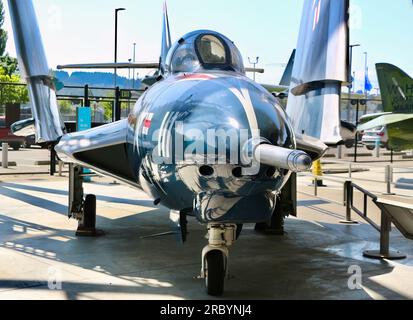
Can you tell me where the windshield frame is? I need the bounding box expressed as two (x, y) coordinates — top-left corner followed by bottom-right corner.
(194, 34), (233, 71)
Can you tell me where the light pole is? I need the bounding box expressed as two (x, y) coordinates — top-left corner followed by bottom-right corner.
(248, 57), (259, 82)
(132, 42), (136, 89)
(364, 51), (368, 99)
(128, 58), (132, 88)
(348, 44), (360, 121)
(114, 8), (126, 88)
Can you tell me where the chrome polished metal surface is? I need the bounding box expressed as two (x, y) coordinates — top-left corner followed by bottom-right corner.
(286, 0), (349, 145)
(8, 0), (66, 143)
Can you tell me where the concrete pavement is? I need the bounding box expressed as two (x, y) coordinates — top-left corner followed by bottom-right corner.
(0, 175), (412, 300)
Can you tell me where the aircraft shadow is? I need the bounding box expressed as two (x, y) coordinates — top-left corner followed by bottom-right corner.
(0, 212), (412, 299)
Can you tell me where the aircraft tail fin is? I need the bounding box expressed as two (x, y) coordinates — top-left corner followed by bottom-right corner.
(160, 1), (172, 74)
(376, 63), (413, 113)
(8, 0), (66, 144)
(286, 0), (349, 145)
(279, 49), (296, 86)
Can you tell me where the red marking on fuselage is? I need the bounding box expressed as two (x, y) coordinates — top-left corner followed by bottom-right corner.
(144, 119), (152, 128)
(176, 73), (214, 81)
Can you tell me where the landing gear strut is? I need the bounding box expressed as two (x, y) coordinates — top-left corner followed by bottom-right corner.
(69, 164), (104, 237)
(255, 199), (285, 235)
(200, 224), (237, 296)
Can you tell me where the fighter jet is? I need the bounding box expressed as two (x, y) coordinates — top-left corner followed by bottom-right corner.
(8, 0), (348, 295)
(358, 63), (413, 151)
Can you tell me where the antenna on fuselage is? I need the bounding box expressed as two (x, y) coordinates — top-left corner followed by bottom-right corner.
(160, 1), (172, 75)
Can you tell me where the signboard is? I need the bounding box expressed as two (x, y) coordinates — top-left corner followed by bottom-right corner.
(76, 107), (92, 131)
(76, 107), (92, 181)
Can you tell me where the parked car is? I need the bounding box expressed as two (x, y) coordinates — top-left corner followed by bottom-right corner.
(0, 126), (25, 151)
(340, 121), (357, 148)
(361, 126), (389, 150)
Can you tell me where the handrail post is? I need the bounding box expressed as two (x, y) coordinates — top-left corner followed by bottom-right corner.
(340, 181), (358, 224)
(363, 210), (406, 260)
(384, 165), (395, 195)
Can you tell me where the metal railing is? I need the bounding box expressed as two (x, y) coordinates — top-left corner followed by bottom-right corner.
(343, 181), (406, 260)
(299, 158), (413, 207)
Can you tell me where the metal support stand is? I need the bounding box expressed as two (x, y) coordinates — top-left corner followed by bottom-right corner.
(363, 211), (406, 260)
(50, 145), (57, 176)
(340, 180), (359, 224)
(2, 143), (8, 168)
(69, 164), (104, 237)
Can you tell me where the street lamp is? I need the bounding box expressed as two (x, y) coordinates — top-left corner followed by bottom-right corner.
(348, 44), (360, 121)
(132, 43), (136, 89)
(248, 57), (259, 82)
(114, 8), (126, 87)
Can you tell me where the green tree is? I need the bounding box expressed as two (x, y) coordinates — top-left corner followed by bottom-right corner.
(0, 1), (7, 56)
(0, 72), (29, 105)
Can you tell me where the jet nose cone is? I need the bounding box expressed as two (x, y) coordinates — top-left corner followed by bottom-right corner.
(254, 144), (312, 173)
(294, 153), (313, 172)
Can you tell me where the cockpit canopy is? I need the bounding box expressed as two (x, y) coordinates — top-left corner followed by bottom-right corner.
(165, 30), (245, 75)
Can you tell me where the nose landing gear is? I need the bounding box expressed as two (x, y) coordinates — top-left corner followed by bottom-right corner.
(200, 224), (237, 296)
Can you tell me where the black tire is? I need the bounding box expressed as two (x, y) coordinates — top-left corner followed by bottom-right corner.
(366, 146), (375, 151)
(22, 141), (31, 149)
(12, 146), (20, 151)
(205, 250), (225, 296)
(83, 194), (97, 229)
(345, 142), (354, 149)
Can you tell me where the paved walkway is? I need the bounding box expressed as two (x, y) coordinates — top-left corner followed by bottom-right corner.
(0, 175), (412, 300)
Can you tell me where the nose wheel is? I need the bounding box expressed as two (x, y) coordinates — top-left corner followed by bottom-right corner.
(200, 224), (237, 296)
(205, 250), (226, 296)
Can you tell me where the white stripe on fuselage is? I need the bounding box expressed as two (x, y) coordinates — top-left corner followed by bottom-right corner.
(159, 112), (171, 157)
(229, 87), (259, 139)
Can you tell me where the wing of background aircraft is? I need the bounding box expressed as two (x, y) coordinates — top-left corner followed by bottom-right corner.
(57, 62), (160, 70)
(286, 0), (349, 145)
(357, 63), (413, 150)
(260, 50), (296, 97)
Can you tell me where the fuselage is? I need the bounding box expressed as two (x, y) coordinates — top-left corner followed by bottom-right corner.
(56, 30), (297, 224)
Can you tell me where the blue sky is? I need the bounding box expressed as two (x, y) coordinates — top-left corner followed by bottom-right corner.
(3, 0), (413, 91)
